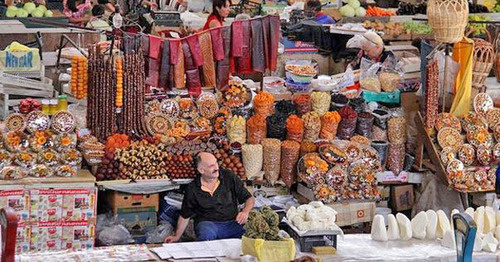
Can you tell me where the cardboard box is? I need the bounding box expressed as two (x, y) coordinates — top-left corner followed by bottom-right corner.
(61, 221), (95, 250)
(391, 185), (414, 211)
(328, 201), (376, 227)
(246, 180), (289, 198)
(61, 188), (97, 221)
(117, 211), (157, 237)
(30, 221), (63, 252)
(107, 191), (159, 214)
(15, 221), (30, 254)
(30, 189), (63, 222)
(0, 189), (30, 222)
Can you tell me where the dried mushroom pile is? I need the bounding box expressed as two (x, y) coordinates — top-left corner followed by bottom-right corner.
(244, 206), (282, 241)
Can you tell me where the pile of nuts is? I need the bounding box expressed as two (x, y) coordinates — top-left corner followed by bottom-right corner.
(214, 140), (246, 179)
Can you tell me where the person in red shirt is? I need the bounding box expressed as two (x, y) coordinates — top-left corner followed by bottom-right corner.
(202, 0), (231, 30)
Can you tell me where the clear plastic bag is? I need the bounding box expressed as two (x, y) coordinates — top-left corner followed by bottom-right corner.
(286, 115), (304, 143)
(311, 92), (331, 116)
(247, 114), (267, 144)
(388, 116), (407, 144)
(227, 116), (246, 144)
(302, 112), (321, 141)
(262, 138), (281, 184)
(359, 58), (382, 93)
(386, 143), (405, 175)
(292, 93), (311, 116)
(97, 214), (134, 246)
(145, 222), (174, 244)
(267, 113), (287, 140)
(356, 112), (374, 138)
(280, 140), (301, 188)
(242, 144), (264, 179)
(338, 106), (358, 140)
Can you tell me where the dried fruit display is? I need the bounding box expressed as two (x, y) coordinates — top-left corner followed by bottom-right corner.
(5, 131), (29, 152)
(319, 144), (348, 167)
(227, 116), (246, 144)
(311, 92), (331, 116)
(242, 144), (263, 179)
(30, 164), (52, 178)
(52, 111), (76, 134)
(280, 140), (300, 188)
(159, 99), (180, 119)
(5, 113), (26, 132)
(458, 144), (475, 166)
(298, 153), (329, 187)
(320, 111), (341, 140)
(253, 91), (275, 117)
(461, 113), (487, 133)
(14, 152), (35, 168)
(466, 126), (493, 149)
(218, 80), (250, 108)
(55, 133), (77, 152)
(196, 93), (219, 119)
(0, 166), (27, 180)
(338, 106), (358, 140)
(38, 149), (59, 167)
(262, 138), (281, 184)
(286, 114), (304, 142)
(115, 57), (123, 109)
(436, 113), (461, 132)
(292, 93), (311, 116)
(30, 131), (54, 152)
(105, 134), (130, 153)
(387, 116), (407, 144)
(247, 114), (267, 144)
(70, 55), (88, 99)
(302, 112), (321, 141)
(474, 93), (493, 118)
(438, 127), (464, 151)
(25, 111), (50, 133)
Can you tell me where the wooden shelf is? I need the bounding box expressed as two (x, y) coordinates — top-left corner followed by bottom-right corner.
(0, 169), (95, 186)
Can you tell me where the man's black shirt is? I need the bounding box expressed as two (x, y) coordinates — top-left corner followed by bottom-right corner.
(180, 169), (252, 224)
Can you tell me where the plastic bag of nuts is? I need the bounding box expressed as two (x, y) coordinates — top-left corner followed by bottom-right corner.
(262, 138), (281, 184)
(242, 144), (263, 179)
(338, 106), (358, 140)
(302, 112), (321, 141)
(388, 116), (407, 144)
(280, 140), (301, 188)
(386, 143), (405, 175)
(247, 114), (267, 144)
(379, 70), (402, 92)
(356, 112), (374, 138)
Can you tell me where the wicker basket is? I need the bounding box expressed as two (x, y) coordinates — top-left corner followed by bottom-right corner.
(427, 0), (469, 43)
(495, 32), (500, 83)
(467, 29), (495, 89)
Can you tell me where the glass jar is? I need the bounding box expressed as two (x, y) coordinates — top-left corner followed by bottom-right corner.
(49, 99), (58, 115)
(41, 99), (50, 115)
(57, 95), (68, 112)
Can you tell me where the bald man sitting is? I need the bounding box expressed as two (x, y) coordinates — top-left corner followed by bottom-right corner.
(165, 152), (255, 242)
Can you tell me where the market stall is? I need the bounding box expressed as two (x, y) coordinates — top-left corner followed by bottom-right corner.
(0, 0), (500, 259)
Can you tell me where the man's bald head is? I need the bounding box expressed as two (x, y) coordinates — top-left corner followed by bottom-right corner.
(195, 152), (219, 179)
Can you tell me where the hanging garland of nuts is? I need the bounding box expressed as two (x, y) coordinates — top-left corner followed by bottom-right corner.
(87, 44), (117, 142)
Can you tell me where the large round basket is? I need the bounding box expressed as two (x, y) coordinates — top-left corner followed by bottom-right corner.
(468, 29), (495, 89)
(427, 0), (468, 43)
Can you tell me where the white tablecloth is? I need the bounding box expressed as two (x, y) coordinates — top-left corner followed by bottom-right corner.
(325, 234), (499, 261)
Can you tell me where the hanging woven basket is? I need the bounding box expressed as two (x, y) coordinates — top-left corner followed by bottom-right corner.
(467, 29), (495, 89)
(427, 0), (469, 43)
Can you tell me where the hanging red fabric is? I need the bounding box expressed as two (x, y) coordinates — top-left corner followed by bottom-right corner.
(186, 34), (204, 68)
(236, 20), (252, 74)
(269, 15), (280, 72)
(209, 27), (225, 61)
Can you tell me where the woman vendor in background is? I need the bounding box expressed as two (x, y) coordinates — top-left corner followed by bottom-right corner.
(202, 0), (231, 30)
(64, 0), (92, 25)
(349, 31), (396, 70)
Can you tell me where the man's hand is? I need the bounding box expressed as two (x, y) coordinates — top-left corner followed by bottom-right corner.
(164, 234), (181, 243)
(236, 210), (250, 224)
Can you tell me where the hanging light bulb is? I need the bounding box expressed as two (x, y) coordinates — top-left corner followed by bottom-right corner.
(113, 5), (123, 29)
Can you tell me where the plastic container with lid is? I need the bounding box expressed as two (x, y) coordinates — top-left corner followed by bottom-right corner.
(285, 78), (311, 93)
(57, 95), (68, 112)
(41, 99), (50, 115)
(49, 99), (58, 115)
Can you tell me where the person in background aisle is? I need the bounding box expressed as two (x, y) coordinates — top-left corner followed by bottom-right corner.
(306, 0), (335, 24)
(97, 0), (116, 21)
(202, 0), (231, 30)
(63, 0), (92, 25)
(87, 5), (112, 41)
(164, 152), (255, 242)
(349, 31), (396, 70)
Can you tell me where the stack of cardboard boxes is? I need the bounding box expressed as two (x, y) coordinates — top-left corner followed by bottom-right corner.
(106, 191), (159, 243)
(0, 186), (97, 254)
